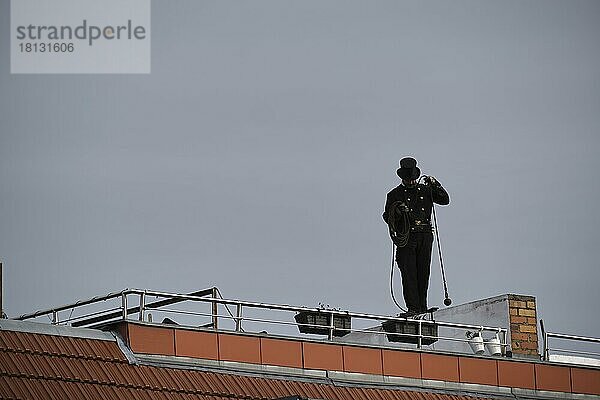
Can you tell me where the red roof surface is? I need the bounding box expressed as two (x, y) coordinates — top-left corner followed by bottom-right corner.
(0, 328), (496, 400)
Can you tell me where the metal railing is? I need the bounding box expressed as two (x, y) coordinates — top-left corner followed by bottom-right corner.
(14, 287), (509, 352)
(540, 319), (600, 361)
(14, 288), (220, 329)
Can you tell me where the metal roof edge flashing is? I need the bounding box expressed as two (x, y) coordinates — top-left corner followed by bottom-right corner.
(133, 353), (599, 400)
(111, 330), (138, 364)
(511, 388), (600, 400)
(134, 353), (330, 382)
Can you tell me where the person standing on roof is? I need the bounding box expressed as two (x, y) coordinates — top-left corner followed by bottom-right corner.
(382, 157), (450, 316)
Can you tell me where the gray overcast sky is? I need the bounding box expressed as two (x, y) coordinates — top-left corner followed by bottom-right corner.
(1, 1), (599, 338)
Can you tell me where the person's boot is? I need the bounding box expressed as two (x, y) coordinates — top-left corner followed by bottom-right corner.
(398, 309), (419, 318)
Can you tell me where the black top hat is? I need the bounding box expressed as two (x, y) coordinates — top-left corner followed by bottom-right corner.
(396, 157), (421, 180)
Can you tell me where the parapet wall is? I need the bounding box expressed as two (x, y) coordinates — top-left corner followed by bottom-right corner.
(118, 321), (600, 396)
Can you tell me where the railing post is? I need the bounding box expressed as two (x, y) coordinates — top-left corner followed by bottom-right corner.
(540, 319), (548, 361)
(235, 304), (242, 332)
(328, 312), (334, 341)
(52, 310), (58, 325)
(417, 320), (422, 349)
(0, 261), (3, 319)
(212, 287), (218, 330)
(121, 292), (128, 320)
(139, 292), (146, 321)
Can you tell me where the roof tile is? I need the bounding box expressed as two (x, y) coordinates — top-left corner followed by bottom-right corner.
(0, 330), (125, 361)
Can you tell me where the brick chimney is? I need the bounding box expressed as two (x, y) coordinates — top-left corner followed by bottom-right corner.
(508, 294), (539, 358)
(428, 293), (540, 358)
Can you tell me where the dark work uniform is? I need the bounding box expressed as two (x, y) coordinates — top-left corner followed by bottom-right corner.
(383, 180), (449, 313)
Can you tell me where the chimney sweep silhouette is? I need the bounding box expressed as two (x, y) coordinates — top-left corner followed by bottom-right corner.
(383, 157), (451, 317)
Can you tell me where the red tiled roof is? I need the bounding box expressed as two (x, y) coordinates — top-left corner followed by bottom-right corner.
(0, 330), (125, 361)
(0, 329), (496, 400)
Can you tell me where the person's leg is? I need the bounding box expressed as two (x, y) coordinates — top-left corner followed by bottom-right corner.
(395, 238), (419, 312)
(415, 232), (434, 312)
